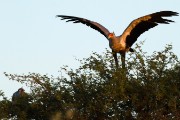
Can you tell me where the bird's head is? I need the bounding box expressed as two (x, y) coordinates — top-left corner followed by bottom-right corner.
(108, 32), (115, 40)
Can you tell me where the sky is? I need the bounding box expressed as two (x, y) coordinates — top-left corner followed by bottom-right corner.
(0, 0), (179, 98)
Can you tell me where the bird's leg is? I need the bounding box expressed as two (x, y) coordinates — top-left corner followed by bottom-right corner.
(120, 52), (126, 69)
(120, 52), (127, 78)
(112, 51), (119, 68)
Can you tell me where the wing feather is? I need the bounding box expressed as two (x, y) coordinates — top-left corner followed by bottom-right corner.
(57, 15), (110, 39)
(122, 11), (179, 47)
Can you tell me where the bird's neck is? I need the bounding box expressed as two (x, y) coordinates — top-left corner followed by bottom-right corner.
(111, 37), (119, 44)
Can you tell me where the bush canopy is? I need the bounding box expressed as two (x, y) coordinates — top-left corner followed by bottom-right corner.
(1, 43), (180, 120)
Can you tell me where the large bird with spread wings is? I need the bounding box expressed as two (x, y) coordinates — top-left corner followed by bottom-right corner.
(57, 11), (178, 69)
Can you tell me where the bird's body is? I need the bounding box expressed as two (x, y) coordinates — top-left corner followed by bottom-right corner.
(109, 34), (127, 53)
(57, 11), (178, 68)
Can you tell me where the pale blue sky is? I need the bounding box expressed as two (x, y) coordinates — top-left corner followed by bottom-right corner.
(0, 0), (179, 98)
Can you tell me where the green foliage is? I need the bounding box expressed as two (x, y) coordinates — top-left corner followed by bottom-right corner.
(1, 43), (180, 119)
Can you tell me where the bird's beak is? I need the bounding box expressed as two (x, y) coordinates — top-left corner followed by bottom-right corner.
(108, 35), (111, 39)
(108, 36), (110, 39)
(108, 33), (114, 39)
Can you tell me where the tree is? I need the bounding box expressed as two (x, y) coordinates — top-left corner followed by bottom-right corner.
(1, 43), (180, 119)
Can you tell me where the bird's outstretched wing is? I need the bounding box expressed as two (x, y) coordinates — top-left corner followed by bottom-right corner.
(56, 15), (110, 39)
(122, 11), (179, 47)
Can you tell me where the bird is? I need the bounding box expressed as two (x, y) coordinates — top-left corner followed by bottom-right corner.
(12, 88), (25, 102)
(56, 11), (178, 69)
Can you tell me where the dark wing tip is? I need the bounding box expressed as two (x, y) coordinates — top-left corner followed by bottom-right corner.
(56, 15), (82, 23)
(166, 11), (179, 16)
(56, 15), (72, 19)
(150, 11), (179, 24)
(157, 11), (179, 17)
(56, 15), (66, 17)
(56, 15), (65, 18)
